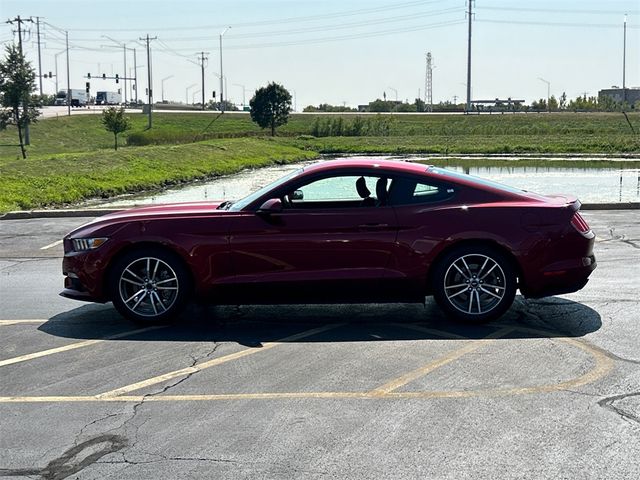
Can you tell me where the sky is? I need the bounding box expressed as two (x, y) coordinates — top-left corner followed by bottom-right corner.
(1, 0), (639, 109)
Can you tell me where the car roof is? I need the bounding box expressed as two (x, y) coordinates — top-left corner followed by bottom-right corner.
(302, 158), (430, 175)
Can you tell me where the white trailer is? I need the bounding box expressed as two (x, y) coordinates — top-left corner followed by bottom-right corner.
(95, 91), (122, 105)
(54, 89), (89, 107)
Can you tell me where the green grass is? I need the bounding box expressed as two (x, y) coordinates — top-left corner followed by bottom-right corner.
(0, 111), (638, 213)
(1, 112), (638, 159)
(0, 138), (317, 212)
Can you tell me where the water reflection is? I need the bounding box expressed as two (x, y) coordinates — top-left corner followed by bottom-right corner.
(90, 157), (640, 207)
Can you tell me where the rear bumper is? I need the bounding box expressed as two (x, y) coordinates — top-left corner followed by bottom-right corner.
(521, 254), (596, 298)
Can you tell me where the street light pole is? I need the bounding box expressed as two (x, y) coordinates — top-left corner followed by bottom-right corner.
(54, 49), (66, 94)
(186, 83), (197, 105)
(219, 26), (231, 112)
(233, 83), (246, 107)
(161, 75), (174, 103)
(102, 36), (129, 104)
(537, 77), (550, 112)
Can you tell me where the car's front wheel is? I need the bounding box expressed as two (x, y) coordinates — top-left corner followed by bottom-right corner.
(432, 245), (517, 323)
(109, 248), (191, 324)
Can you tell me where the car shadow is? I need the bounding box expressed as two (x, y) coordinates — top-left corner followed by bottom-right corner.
(38, 296), (602, 346)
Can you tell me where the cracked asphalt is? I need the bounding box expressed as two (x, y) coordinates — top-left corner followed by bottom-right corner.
(0, 211), (639, 479)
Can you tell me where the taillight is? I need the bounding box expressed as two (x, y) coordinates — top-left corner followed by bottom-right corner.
(570, 212), (591, 234)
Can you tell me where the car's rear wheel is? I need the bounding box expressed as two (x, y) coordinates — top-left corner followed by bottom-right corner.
(109, 248), (191, 324)
(432, 245), (516, 324)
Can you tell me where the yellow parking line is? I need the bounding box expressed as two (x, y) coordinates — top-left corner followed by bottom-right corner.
(0, 325), (614, 404)
(0, 326), (165, 368)
(97, 323), (344, 399)
(368, 326), (516, 396)
(0, 319), (48, 326)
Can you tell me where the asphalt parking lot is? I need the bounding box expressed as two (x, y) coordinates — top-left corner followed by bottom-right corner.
(0, 211), (639, 479)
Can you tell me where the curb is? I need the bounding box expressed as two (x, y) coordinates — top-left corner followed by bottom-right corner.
(1, 203), (639, 220)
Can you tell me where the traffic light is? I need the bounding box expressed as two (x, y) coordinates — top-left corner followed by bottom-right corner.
(212, 91), (216, 98)
(87, 73), (91, 79)
(48, 71), (52, 78)
(85, 82), (90, 93)
(115, 74), (119, 84)
(102, 73), (106, 80)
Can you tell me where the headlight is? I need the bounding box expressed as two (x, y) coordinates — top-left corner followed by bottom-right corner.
(72, 237), (108, 251)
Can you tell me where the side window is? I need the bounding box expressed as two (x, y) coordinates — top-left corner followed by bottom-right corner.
(285, 175), (388, 208)
(298, 176), (365, 201)
(389, 177), (455, 205)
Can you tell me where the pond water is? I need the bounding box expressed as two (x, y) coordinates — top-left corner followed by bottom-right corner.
(91, 156), (640, 207)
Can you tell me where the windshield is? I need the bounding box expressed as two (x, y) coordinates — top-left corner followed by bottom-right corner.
(228, 168), (303, 211)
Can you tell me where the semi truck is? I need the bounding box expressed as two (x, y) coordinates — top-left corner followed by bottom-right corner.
(54, 89), (89, 107)
(95, 91), (122, 105)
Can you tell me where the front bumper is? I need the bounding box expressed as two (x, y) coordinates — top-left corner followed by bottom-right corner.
(61, 248), (110, 303)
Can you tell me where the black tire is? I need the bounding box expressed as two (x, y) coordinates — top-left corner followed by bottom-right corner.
(109, 247), (191, 325)
(431, 245), (517, 324)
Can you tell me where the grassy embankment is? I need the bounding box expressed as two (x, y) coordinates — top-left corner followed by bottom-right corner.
(0, 111), (638, 212)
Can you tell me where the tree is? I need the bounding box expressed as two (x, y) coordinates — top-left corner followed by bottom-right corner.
(0, 45), (41, 159)
(559, 92), (567, 110)
(249, 82), (292, 136)
(101, 107), (131, 150)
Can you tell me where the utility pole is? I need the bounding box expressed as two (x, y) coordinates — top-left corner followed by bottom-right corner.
(65, 30), (70, 117)
(133, 48), (138, 103)
(623, 14), (627, 103)
(139, 34), (157, 128)
(6, 15), (34, 144)
(425, 52), (433, 113)
(466, 0), (474, 113)
(198, 51), (209, 110)
(34, 17), (43, 96)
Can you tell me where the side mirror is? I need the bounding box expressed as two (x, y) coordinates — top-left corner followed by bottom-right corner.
(257, 198), (283, 215)
(290, 190), (304, 201)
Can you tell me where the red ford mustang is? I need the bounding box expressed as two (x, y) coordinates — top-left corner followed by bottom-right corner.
(61, 159), (596, 324)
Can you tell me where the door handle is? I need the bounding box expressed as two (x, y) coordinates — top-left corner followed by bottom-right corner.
(358, 223), (389, 230)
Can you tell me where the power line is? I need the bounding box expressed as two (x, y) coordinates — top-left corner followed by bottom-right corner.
(61, 0), (449, 32)
(477, 18), (640, 29)
(477, 6), (640, 16)
(222, 19), (466, 50)
(44, 7), (462, 44)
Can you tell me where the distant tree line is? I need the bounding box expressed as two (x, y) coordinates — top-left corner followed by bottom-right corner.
(305, 93), (639, 114)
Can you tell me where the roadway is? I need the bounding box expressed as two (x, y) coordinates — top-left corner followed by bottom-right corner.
(0, 211), (639, 479)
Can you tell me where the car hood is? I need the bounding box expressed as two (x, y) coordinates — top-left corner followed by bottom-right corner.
(98, 201), (227, 220)
(67, 201), (230, 238)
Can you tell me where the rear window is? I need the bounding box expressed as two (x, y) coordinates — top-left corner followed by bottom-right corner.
(428, 167), (526, 195)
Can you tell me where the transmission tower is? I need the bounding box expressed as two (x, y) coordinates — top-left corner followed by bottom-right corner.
(425, 52), (433, 113)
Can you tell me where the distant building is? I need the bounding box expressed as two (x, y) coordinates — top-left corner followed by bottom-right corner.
(598, 87), (640, 105)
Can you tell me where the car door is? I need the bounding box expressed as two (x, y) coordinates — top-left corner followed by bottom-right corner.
(224, 173), (399, 302)
(386, 175), (458, 295)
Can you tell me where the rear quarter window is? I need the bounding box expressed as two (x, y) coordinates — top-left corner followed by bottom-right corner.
(390, 177), (456, 205)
